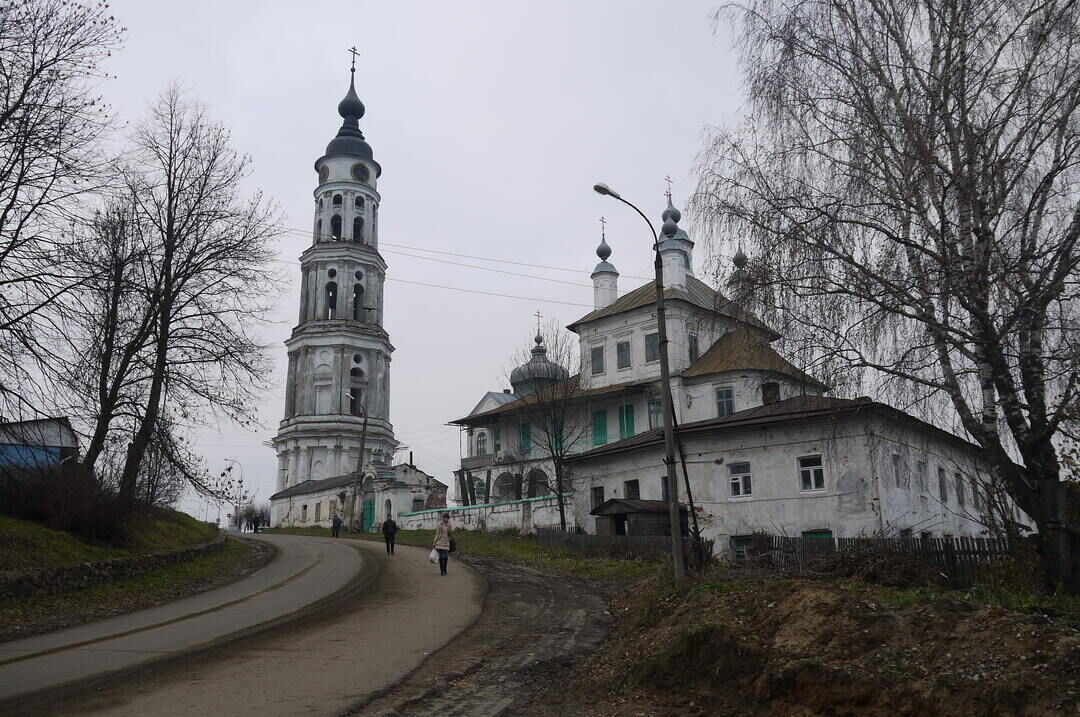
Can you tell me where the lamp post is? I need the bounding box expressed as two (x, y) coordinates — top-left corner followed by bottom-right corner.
(593, 182), (686, 579)
(223, 458), (245, 531)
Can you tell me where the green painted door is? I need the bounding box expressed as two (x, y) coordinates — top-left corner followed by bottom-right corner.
(361, 499), (375, 532)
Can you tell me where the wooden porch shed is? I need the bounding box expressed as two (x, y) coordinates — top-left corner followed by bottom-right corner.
(591, 498), (688, 537)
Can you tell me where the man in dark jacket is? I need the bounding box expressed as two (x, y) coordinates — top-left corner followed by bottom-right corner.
(331, 513), (343, 538)
(381, 515), (398, 555)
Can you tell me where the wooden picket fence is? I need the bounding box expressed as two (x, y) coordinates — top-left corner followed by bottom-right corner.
(535, 527), (673, 561)
(750, 533), (1023, 588)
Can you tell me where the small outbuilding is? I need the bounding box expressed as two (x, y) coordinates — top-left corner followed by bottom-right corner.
(590, 498), (688, 537)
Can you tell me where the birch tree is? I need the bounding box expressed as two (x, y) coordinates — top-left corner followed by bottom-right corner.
(694, 0), (1080, 590)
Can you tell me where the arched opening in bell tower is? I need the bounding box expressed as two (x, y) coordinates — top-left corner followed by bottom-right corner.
(325, 281), (338, 319)
(331, 215), (342, 240)
(353, 216), (364, 243)
(353, 284), (365, 320)
(349, 386), (363, 416)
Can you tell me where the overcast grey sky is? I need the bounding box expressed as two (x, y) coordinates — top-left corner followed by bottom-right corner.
(99, 0), (743, 515)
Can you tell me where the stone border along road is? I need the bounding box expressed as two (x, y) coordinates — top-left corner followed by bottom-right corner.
(342, 555), (611, 717)
(14, 538), (486, 716)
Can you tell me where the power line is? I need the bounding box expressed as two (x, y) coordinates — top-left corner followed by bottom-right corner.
(279, 225), (652, 280)
(385, 277), (594, 307)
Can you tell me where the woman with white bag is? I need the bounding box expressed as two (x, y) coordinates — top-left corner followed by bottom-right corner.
(432, 513), (454, 576)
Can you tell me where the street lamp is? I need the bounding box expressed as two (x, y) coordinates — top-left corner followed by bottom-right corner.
(593, 181), (686, 579)
(223, 458), (245, 531)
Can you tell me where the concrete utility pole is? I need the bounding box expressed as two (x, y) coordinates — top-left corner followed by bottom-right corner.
(593, 182), (686, 579)
(349, 408), (370, 532)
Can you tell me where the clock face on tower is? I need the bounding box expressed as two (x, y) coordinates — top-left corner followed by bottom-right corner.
(351, 163), (370, 183)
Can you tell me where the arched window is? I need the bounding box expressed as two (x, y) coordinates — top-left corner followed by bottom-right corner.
(475, 432), (488, 456)
(318, 198), (324, 210)
(332, 194), (342, 206)
(349, 386), (363, 416)
(331, 215), (342, 240)
(355, 196), (364, 209)
(350, 367), (364, 378)
(316, 219), (322, 242)
(325, 281), (338, 319)
(353, 216), (364, 243)
(384, 498), (392, 518)
(353, 284), (365, 321)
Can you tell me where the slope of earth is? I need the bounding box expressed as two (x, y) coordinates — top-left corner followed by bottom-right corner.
(565, 577), (1080, 716)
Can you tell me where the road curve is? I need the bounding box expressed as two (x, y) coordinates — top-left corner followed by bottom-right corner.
(0, 534), (369, 704)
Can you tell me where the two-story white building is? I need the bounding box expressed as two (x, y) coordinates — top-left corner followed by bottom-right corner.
(406, 195), (1028, 550)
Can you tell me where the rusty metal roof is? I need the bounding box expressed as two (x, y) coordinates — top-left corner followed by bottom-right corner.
(566, 276), (778, 338)
(683, 329), (827, 389)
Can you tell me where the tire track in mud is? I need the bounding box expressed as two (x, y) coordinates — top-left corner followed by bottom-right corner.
(344, 557), (609, 717)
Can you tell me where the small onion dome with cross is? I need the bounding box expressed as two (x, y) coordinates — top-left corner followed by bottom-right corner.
(510, 333), (570, 396)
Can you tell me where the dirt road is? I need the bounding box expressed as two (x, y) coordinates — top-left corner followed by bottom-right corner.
(345, 556), (611, 717)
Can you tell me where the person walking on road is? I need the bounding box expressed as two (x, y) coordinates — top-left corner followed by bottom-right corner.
(252, 512), (261, 533)
(331, 513), (343, 538)
(432, 513), (454, 576)
(382, 515), (398, 555)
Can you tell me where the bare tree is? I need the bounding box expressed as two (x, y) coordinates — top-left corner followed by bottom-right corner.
(0, 0), (122, 412)
(694, 0), (1080, 590)
(109, 85), (280, 512)
(506, 324), (587, 530)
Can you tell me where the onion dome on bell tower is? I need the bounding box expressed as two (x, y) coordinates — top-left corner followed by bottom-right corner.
(591, 216), (619, 310)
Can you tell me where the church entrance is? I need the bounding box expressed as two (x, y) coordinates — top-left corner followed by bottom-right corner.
(361, 499), (375, 532)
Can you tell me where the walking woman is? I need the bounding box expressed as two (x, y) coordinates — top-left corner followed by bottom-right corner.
(432, 513), (454, 576)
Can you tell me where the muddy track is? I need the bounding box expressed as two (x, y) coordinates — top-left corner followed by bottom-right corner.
(344, 556), (610, 717)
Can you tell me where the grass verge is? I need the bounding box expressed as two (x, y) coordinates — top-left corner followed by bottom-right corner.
(264, 526), (660, 581)
(0, 538), (257, 641)
(0, 509), (218, 572)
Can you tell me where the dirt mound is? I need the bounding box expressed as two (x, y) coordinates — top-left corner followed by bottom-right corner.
(574, 578), (1080, 716)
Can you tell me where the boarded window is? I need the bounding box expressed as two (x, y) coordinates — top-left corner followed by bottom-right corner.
(592, 410), (607, 446)
(591, 486), (605, 510)
(645, 333), (660, 362)
(892, 453), (902, 487)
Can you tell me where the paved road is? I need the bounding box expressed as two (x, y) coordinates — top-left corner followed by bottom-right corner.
(0, 534), (369, 706)
(8, 538), (485, 717)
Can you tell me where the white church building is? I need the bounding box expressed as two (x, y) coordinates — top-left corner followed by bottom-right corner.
(269, 63), (445, 530)
(405, 195), (1029, 552)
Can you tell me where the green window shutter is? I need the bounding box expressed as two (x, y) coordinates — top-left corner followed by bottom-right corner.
(619, 405), (635, 440)
(520, 423), (531, 453)
(592, 410), (607, 445)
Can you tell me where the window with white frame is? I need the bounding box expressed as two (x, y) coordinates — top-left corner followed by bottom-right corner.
(616, 340), (631, 369)
(645, 333), (660, 362)
(729, 462), (752, 497)
(716, 387), (735, 417)
(799, 455), (825, 491)
(590, 346), (604, 375)
(475, 432), (488, 456)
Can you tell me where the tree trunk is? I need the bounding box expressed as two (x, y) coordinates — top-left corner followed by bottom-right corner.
(554, 462), (567, 531)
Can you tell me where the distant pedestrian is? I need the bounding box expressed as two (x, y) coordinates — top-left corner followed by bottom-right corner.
(432, 513), (454, 576)
(252, 513), (261, 533)
(331, 513), (343, 538)
(381, 515), (398, 555)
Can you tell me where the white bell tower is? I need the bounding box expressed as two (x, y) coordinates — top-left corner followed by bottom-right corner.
(272, 59), (396, 491)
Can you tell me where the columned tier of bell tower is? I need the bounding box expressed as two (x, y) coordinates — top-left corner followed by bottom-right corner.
(272, 65), (396, 492)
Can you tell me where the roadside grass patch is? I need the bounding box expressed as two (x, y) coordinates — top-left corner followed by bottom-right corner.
(0, 510), (218, 572)
(264, 527), (659, 580)
(0, 538), (254, 640)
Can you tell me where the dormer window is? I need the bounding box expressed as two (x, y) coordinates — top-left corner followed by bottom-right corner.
(762, 382), (780, 405)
